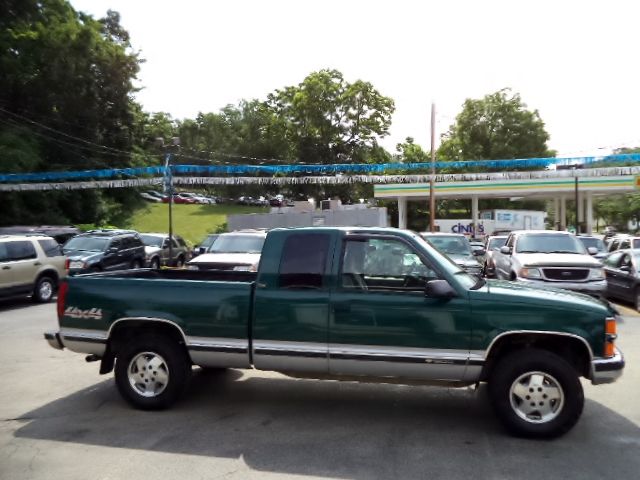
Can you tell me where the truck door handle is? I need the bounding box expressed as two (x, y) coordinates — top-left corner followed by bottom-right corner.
(34, 262), (42, 266)
(1, 266), (10, 270)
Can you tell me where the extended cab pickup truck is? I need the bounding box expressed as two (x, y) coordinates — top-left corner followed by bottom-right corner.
(45, 227), (624, 438)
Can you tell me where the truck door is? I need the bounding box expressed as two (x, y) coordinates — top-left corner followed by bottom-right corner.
(329, 234), (473, 381)
(252, 231), (335, 373)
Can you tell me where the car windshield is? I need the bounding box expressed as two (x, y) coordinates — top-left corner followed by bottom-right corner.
(140, 235), (164, 247)
(63, 236), (109, 252)
(200, 235), (218, 249)
(516, 234), (586, 254)
(424, 235), (472, 255)
(487, 237), (507, 249)
(209, 235), (265, 254)
(578, 237), (606, 252)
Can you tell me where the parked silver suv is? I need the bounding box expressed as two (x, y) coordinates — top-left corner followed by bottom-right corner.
(0, 235), (67, 302)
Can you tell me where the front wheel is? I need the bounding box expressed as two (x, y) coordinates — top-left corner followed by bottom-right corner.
(175, 256), (185, 268)
(488, 349), (584, 438)
(131, 259), (142, 269)
(115, 334), (190, 410)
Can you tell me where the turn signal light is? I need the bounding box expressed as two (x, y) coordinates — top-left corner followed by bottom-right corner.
(604, 317), (617, 358)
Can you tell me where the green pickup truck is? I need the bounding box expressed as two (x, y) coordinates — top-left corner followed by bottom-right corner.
(45, 227), (624, 438)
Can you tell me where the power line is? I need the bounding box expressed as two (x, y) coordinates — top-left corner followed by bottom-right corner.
(0, 106), (136, 157)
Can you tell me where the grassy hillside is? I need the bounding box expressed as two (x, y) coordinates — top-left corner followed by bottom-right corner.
(125, 203), (267, 245)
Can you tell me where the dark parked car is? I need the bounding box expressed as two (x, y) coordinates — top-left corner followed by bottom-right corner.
(63, 229), (146, 274)
(577, 235), (608, 260)
(603, 248), (640, 310)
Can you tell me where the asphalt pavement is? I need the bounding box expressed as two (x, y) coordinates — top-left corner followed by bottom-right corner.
(0, 298), (638, 480)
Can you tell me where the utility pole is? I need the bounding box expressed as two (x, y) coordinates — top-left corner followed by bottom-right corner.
(159, 137), (180, 266)
(429, 103), (436, 232)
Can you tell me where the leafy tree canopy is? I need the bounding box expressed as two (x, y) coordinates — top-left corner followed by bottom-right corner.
(438, 88), (554, 162)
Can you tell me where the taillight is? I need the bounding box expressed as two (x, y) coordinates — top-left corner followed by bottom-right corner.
(64, 258), (70, 272)
(57, 281), (69, 321)
(604, 317), (617, 358)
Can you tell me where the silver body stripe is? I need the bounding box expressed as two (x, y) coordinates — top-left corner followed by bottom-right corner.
(59, 328), (107, 356)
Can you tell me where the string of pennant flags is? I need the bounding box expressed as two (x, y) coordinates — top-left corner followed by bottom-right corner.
(1, 153), (640, 190)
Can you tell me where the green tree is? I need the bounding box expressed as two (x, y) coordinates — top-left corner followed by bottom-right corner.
(0, 0), (144, 226)
(438, 89), (554, 162)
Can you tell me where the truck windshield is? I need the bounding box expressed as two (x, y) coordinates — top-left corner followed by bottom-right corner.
(412, 234), (478, 289)
(63, 236), (109, 252)
(516, 234), (586, 254)
(209, 235), (265, 254)
(140, 235), (164, 247)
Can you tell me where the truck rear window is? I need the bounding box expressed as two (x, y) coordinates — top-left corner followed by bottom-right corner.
(278, 234), (330, 289)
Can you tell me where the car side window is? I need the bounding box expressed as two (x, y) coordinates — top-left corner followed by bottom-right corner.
(109, 239), (122, 251)
(0, 243), (9, 262)
(605, 251), (624, 267)
(620, 239), (630, 250)
(342, 238), (439, 292)
(619, 254), (632, 269)
(37, 239), (62, 257)
(505, 235), (515, 249)
(278, 233), (330, 289)
(6, 241), (37, 261)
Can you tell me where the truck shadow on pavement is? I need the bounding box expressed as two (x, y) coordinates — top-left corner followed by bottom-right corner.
(14, 368), (640, 479)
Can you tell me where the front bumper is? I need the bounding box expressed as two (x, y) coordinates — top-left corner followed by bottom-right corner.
(591, 347), (625, 384)
(517, 278), (606, 295)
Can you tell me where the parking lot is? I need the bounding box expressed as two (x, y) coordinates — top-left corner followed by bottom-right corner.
(0, 299), (639, 480)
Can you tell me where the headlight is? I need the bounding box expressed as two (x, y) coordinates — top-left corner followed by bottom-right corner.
(589, 268), (605, 280)
(519, 267), (542, 279)
(187, 265), (199, 271)
(233, 265), (251, 271)
(69, 261), (85, 269)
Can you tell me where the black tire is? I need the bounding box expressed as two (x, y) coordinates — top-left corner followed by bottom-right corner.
(150, 257), (160, 269)
(634, 287), (640, 312)
(131, 259), (142, 269)
(114, 334), (190, 410)
(32, 275), (56, 303)
(175, 256), (185, 268)
(488, 349), (584, 439)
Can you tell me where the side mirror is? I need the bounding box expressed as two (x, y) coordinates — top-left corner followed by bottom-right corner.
(587, 247), (598, 255)
(425, 279), (456, 299)
(107, 247), (118, 254)
(500, 246), (511, 255)
(620, 265), (631, 272)
(198, 247), (206, 254)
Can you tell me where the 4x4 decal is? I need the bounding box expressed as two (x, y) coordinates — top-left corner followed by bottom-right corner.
(64, 306), (103, 320)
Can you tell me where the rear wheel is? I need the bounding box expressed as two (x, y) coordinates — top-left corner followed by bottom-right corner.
(115, 334), (190, 410)
(33, 276), (55, 303)
(488, 349), (584, 438)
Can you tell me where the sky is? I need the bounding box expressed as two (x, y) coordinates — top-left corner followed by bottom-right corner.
(71, 0), (640, 158)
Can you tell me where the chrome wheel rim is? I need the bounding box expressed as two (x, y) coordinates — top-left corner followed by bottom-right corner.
(509, 371), (564, 424)
(39, 280), (53, 300)
(128, 352), (169, 398)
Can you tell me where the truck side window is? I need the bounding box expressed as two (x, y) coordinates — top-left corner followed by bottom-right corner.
(6, 241), (37, 261)
(278, 234), (330, 289)
(342, 238), (438, 291)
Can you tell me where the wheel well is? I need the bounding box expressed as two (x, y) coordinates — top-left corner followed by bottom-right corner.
(36, 270), (59, 287)
(103, 320), (189, 373)
(481, 333), (592, 380)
